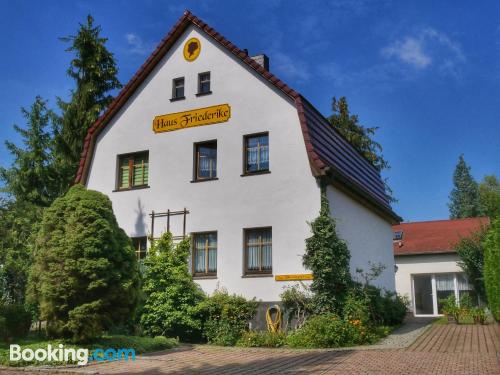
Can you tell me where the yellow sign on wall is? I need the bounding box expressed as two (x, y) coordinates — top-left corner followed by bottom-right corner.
(153, 104), (231, 133)
(275, 274), (313, 281)
(183, 37), (201, 61)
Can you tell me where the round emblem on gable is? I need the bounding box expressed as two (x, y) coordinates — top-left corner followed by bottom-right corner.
(183, 37), (201, 61)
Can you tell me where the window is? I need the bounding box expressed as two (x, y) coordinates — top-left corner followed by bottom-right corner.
(172, 77), (185, 100)
(244, 227), (272, 275)
(197, 72), (211, 95)
(192, 232), (217, 276)
(132, 237), (147, 260)
(393, 231), (403, 241)
(117, 152), (149, 190)
(194, 141), (217, 180)
(244, 133), (269, 174)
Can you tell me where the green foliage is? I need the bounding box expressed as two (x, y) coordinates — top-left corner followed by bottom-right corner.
(0, 199), (42, 305)
(54, 15), (122, 187)
(195, 288), (258, 346)
(449, 155), (482, 219)
(280, 283), (314, 329)
(328, 97), (394, 201)
(484, 217), (500, 320)
(28, 185), (140, 342)
(140, 232), (205, 341)
(303, 189), (351, 314)
(329, 97), (389, 172)
(455, 228), (487, 302)
(479, 175), (500, 219)
(236, 331), (287, 348)
(0, 303), (32, 341)
(0, 97), (58, 206)
(286, 314), (376, 348)
(471, 307), (487, 324)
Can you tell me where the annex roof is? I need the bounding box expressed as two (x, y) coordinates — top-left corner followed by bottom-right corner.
(74, 10), (400, 223)
(393, 217), (490, 256)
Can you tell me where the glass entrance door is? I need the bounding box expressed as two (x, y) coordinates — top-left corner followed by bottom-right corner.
(413, 275), (434, 315)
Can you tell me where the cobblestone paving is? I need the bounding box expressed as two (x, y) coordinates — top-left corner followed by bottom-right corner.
(1, 323), (498, 375)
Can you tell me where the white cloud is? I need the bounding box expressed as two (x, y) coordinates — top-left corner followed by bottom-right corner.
(382, 37), (431, 69)
(381, 28), (465, 75)
(125, 33), (154, 55)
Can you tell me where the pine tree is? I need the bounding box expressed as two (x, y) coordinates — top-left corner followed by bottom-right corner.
(449, 155), (481, 219)
(328, 97), (395, 202)
(55, 15), (121, 188)
(303, 186), (352, 314)
(0, 96), (57, 207)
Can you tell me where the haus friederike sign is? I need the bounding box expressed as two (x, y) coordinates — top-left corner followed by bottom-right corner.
(153, 104), (231, 133)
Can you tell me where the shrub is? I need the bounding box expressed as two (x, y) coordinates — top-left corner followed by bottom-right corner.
(0, 303), (32, 340)
(140, 232), (205, 341)
(303, 190), (351, 314)
(484, 217), (500, 321)
(471, 307), (487, 324)
(286, 314), (371, 348)
(27, 185), (140, 343)
(455, 228), (487, 302)
(280, 283), (314, 329)
(195, 288), (257, 346)
(440, 295), (460, 323)
(236, 331), (287, 347)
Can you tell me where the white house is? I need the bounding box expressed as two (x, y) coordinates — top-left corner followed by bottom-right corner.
(393, 217), (489, 317)
(75, 10), (400, 303)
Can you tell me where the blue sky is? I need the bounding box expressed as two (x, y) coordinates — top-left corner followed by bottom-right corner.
(0, 0), (498, 222)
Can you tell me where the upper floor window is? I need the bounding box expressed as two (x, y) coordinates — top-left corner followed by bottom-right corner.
(194, 141), (217, 181)
(244, 227), (272, 275)
(117, 151), (149, 190)
(172, 77), (185, 100)
(197, 72), (211, 95)
(244, 133), (269, 174)
(132, 236), (147, 260)
(192, 232), (217, 276)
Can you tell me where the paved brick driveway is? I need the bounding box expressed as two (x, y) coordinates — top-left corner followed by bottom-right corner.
(1, 324), (498, 374)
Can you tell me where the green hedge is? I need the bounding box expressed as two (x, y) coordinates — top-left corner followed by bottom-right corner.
(484, 217), (500, 321)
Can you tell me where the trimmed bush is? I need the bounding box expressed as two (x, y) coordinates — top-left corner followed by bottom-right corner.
(195, 288), (257, 346)
(140, 232), (205, 341)
(236, 331), (287, 348)
(484, 217), (500, 321)
(0, 304), (32, 340)
(28, 185), (140, 343)
(286, 314), (370, 348)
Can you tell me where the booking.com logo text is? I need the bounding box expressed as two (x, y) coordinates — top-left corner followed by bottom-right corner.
(10, 344), (136, 366)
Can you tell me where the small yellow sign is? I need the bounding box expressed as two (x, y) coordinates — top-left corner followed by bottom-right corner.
(183, 37), (201, 61)
(153, 104), (231, 133)
(275, 274), (313, 281)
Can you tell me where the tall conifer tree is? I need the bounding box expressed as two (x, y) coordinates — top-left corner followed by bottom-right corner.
(449, 155), (481, 219)
(55, 15), (121, 187)
(328, 96), (395, 201)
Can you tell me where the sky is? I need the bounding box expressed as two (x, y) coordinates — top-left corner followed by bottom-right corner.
(0, 0), (498, 222)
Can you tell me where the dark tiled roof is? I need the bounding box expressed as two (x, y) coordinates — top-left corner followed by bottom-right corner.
(75, 10), (399, 222)
(393, 217), (490, 256)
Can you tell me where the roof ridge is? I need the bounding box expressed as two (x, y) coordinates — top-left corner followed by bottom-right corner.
(395, 217), (490, 226)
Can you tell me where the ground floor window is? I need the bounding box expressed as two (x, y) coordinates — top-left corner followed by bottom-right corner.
(412, 272), (477, 316)
(132, 236), (147, 260)
(244, 227), (272, 275)
(192, 232), (217, 276)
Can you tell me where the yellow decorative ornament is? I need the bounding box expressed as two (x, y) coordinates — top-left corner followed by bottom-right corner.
(266, 305), (282, 333)
(183, 37), (201, 61)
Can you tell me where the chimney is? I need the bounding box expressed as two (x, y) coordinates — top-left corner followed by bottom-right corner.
(251, 54), (269, 71)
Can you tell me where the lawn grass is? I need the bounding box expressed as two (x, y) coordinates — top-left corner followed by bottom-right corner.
(0, 334), (178, 367)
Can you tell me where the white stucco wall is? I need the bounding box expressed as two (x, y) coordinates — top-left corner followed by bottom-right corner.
(326, 186), (396, 292)
(394, 253), (462, 304)
(86, 25), (321, 301)
(85, 24), (396, 302)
